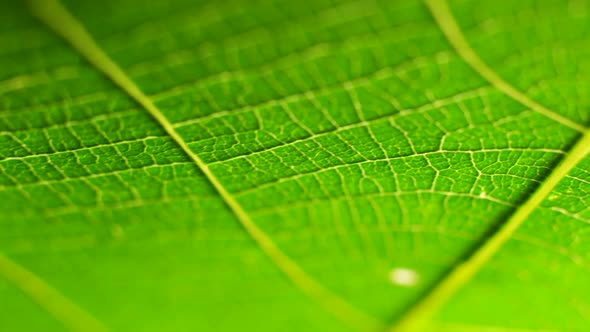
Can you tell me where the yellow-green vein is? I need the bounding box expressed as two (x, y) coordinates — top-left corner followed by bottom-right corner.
(392, 111), (590, 332)
(425, 0), (585, 133)
(26, 0), (383, 330)
(0, 253), (110, 332)
(389, 1), (590, 331)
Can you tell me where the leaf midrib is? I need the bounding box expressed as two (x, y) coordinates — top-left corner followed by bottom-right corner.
(390, 1), (590, 331)
(26, 0), (383, 331)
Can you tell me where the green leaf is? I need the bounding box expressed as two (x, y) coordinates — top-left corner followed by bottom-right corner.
(1, 0), (589, 331)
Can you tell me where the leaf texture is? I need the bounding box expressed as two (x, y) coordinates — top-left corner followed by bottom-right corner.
(0, 0), (589, 331)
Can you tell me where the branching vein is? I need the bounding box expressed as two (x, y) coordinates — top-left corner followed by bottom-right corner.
(388, 1), (590, 331)
(424, 0), (586, 133)
(26, 0), (383, 330)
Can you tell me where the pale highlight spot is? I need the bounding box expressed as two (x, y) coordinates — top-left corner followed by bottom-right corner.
(389, 268), (419, 287)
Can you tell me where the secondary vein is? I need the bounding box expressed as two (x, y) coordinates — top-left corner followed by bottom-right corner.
(0, 253), (110, 332)
(26, 0), (383, 330)
(425, 0), (586, 133)
(389, 1), (590, 330)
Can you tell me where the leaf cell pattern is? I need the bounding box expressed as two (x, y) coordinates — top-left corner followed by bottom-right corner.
(1, 0), (589, 331)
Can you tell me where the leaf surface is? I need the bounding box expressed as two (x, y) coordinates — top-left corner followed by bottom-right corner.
(1, 0), (589, 331)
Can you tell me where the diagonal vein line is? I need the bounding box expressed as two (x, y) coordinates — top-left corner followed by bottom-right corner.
(388, 1), (590, 331)
(425, 0), (586, 133)
(392, 113), (590, 332)
(0, 253), (109, 332)
(26, 0), (383, 330)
